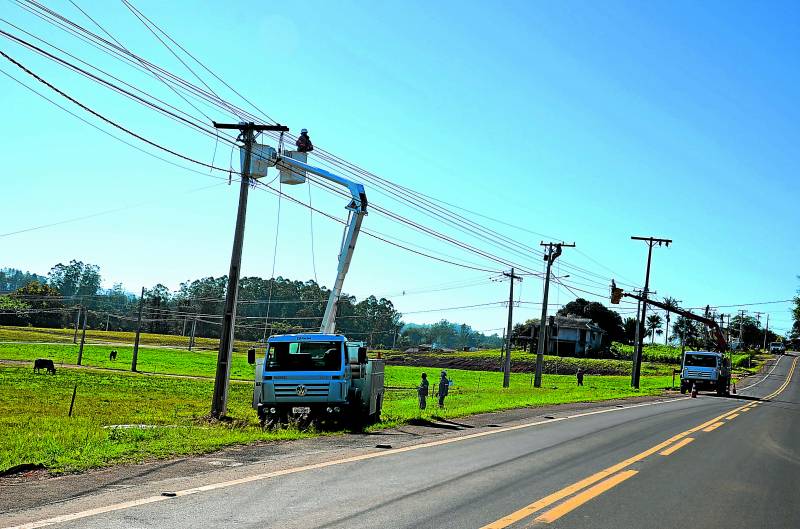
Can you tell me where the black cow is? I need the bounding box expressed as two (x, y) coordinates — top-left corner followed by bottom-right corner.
(109, 350), (118, 361)
(33, 359), (56, 374)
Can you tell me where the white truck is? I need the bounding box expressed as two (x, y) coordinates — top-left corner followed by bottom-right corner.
(769, 342), (786, 355)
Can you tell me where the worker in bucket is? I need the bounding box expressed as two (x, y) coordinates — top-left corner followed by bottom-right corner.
(437, 370), (450, 408)
(417, 372), (429, 410)
(296, 128), (314, 153)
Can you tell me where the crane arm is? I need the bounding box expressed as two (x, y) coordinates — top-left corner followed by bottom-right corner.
(275, 155), (367, 334)
(616, 287), (727, 352)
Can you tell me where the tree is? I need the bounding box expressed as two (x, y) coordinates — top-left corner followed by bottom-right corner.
(557, 298), (624, 345)
(0, 268), (47, 292)
(47, 260), (101, 298)
(623, 317), (638, 344)
(6, 281), (64, 328)
(672, 316), (700, 348)
(646, 314), (663, 344)
(729, 314), (762, 349)
(661, 297), (680, 345)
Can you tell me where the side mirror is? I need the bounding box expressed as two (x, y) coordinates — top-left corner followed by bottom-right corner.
(358, 346), (368, 364)
(247, 348), (256, 365)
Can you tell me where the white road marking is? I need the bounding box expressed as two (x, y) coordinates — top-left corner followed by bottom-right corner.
(10, 357), (787, 529)
(739, 355), (783, 391)
(2, 397), (695, 529)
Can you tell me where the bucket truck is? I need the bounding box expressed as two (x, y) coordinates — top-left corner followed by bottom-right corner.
(247, 147), (384, 427)
(611, 281), (731, 396)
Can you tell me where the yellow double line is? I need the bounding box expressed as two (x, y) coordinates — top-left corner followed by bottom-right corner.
(481, 355), (798, 527)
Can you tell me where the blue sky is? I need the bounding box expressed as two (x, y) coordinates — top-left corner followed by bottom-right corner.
(2, 0), (798, 334)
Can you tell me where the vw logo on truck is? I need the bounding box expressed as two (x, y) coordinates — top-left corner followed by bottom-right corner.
(295, 385), (307, 396)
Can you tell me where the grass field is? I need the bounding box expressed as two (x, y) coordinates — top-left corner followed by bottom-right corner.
(0, 363), (672, 474)
(0, 342), (254, 380)
(382, 348), (674, 376)
(0, 325), (255, 352)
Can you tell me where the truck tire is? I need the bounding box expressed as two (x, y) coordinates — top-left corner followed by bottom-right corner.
(680, 384), (687, 395)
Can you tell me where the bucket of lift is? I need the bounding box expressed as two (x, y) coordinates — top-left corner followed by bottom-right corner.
(241, 144), (277, 179)
(277, 151), (308, 185)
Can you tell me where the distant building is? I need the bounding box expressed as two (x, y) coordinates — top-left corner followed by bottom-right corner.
(521, 316), (605, 356)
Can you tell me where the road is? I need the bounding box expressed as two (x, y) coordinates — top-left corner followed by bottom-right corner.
(3, 353), (797, 529)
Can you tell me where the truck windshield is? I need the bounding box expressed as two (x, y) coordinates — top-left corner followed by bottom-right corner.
(684, 354), (717, 367)
(266, 341), (342, 371)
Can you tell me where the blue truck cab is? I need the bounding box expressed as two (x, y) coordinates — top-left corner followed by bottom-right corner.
(250, 333), (384, 427)
(680, 350), (730, 396)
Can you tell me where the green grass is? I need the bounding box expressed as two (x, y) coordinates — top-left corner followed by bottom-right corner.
(383, 348), (674, 376)
(0, 365), (309, 474)
(0, 325), (254, 352)
(379, 367), (672, 428)
(0, 363), (672, 474)
(0, 342), (255, 380)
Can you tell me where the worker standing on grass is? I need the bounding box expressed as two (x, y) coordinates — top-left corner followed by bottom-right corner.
(438, 370), (450, 408)
(576, 368), (584, 386)
(418, 373), (429, 410)
(296, 128), (313, 152)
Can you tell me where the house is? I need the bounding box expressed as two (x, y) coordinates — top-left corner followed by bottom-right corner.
(519, 316), (605, 356)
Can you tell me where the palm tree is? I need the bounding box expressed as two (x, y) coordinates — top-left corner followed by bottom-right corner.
(646, 314), (663, 344)
(662, 297), (680, 345)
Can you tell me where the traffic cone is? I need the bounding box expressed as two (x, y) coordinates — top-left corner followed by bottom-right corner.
(691, 383), (697, 398)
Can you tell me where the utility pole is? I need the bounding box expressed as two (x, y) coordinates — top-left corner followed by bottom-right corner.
(131, 286), (145, 372)
(738, 309), (747, 345)
(630, 236), (671, 389)
(754, 311), (763, 345)
(763, 313), (770, 350)
(189, 317), (197, 351)
(77, 308), (87, 365)
(73, 305), (81, 344)
(502, 268), (523, 388)
(211, 121), (289, 418)
(182, 315), (188, 336)
(535, 242), (575, 388)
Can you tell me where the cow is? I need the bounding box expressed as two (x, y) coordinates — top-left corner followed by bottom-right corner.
(33, 359), (56, 374)
(109, 350), (118, 361)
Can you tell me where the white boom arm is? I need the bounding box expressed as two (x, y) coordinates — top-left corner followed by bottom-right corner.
(275, 155), (367, 334)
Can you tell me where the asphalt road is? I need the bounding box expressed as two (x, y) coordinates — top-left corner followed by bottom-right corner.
(4, 354), (797, 529)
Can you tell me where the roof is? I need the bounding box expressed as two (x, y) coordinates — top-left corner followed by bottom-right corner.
(534, 316), (606, 334)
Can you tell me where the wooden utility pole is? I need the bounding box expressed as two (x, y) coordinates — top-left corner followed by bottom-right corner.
(73, 305), (81, 344)
(738, 309), (747, 345)
(535, 242), (575, 388)
(131, 286), (145, 372)
(189, 317), (197, 351)
(630, 236), (671, 389)
(502, 268), (523, 388)
(76, 309), (87, 365)
(105, 313), (110, 332)
(211, 121), (289, 418)
(763, 313), (770, 350)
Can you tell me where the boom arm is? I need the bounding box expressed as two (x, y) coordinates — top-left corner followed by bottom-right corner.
(275, 155), (367, 334)
(615, 286), (727, 352)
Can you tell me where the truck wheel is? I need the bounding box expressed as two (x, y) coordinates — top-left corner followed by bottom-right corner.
(680, 384), (686, 395)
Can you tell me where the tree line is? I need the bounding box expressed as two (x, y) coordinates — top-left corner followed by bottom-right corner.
(0, 261), (500, 348)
